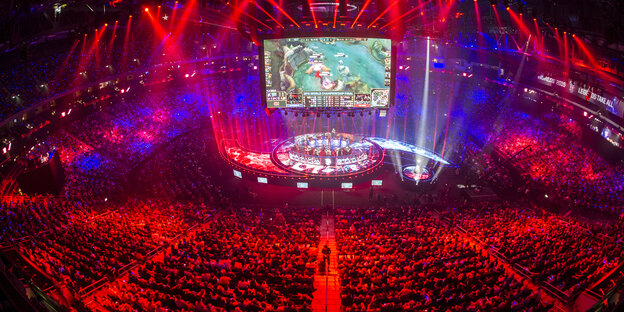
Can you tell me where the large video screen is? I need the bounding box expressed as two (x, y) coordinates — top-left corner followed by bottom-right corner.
(261, 37), (393, 108)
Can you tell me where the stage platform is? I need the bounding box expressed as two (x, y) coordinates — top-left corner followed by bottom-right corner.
(220, 135), (458, 190)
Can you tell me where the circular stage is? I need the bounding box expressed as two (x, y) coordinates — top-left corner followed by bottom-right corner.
(272, 132), (383, 177)
(220, 134), (456, 188)
(402, 165), (432, 182)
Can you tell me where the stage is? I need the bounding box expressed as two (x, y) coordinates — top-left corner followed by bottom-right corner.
(220, 133), (456, 189)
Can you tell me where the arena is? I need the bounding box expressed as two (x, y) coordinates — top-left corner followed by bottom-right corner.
(0, 0), (623, 311)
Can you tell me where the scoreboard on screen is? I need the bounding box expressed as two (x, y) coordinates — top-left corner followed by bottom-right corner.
(260, 36), (395, 109)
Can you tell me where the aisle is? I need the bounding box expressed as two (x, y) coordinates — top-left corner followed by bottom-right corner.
(312, 215), (341, 312)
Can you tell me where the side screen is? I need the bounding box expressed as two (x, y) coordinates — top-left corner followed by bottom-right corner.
(262, 37), (393, 108)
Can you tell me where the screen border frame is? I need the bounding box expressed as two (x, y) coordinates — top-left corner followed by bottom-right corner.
(258, 33), (396, 109)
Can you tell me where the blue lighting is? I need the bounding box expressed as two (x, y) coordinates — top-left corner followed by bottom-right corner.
(75, 154), (103, 171)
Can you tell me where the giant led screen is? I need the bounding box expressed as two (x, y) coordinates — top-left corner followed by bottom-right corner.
(261, 37), (393, 108)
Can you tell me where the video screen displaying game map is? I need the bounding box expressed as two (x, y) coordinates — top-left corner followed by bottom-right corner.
(262, 37), (392, 108)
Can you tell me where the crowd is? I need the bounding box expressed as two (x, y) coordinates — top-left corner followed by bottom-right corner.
(43, 131), (128, 200)
(0, 25), (623, 312)
(62, 88), (205, 166)
(461, 138), (515, 191)
(0, 197), (93, 245)
(335, 205), (552, 312)
(134, 129), (227, 202)
(447, 201), (623, 295)
(485, 108), (624, 216)
(93, 206), (319, 312)
(0, 80), (228, 299)
(20, 200), (211, 291)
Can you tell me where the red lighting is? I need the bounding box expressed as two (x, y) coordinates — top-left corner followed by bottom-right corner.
(352, 0), (372, 28)
(368, 0), (400, 28)
(144, 8), (149, 12)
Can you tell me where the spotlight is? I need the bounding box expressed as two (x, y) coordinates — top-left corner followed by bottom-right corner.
(144, 7), (149, 12)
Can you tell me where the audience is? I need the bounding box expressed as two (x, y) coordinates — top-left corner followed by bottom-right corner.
(94, 206), (319, 312)
(336, 205), (552, 311)
(0, 32), (622, 312)
(446, 201), (623, 295)
(486, 109), (624, 217)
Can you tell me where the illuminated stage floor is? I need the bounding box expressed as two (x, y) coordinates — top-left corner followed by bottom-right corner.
(222, 135), (456, 188)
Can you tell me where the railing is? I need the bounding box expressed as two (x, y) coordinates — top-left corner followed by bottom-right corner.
(76, 218), (206, 300)
(513, 263), (534, 280)
(543, 282), (571, 303)
(78, 277), (109, 298)
(457, 224), (574, 304)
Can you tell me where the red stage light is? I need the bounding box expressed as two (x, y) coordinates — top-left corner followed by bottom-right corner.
(144, 8), (149, 12)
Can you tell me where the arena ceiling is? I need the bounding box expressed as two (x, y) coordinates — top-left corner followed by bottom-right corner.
(0, 0), (622, 54)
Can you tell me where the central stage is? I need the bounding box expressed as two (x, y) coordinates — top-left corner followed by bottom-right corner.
(272, 132), (383, 177)
(220, 134), (456, 188)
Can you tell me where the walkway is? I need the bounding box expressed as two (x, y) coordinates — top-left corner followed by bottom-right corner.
(312, 214), (341, 312)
